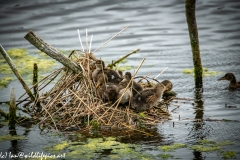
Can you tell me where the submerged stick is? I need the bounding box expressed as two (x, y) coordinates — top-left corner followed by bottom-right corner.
(107, 48), (140, 69)
(9, 87), (17, 130)
(24, 30), (82, 74)
(0, 44), (35, 102)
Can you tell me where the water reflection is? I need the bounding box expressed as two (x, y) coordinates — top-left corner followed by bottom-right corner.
(192, 88), (204, 160)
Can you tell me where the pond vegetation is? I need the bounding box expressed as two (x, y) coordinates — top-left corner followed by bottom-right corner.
(0, 134), (25, 141)
(182, 68), (221, 76)
(0, 48), (58, 88)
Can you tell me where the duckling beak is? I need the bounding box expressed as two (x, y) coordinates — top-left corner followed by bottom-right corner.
(218, 76), (226, 81)
(163, 86), (167, 91)
(96, 82), (101, 89)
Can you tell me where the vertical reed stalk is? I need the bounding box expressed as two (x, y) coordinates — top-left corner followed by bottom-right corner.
(33, 63), (38, 97)
(185, 0), (203, 88)
(9, 87), (17, 130)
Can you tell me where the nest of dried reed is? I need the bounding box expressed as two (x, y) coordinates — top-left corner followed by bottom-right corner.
(20, 51), (171, 133)
(17, 27), (174, 134)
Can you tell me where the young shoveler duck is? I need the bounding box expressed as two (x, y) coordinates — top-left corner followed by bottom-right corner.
(91, 60), (122, 85)
(218, 73), (240, 89)
(96, 74), (118, 102)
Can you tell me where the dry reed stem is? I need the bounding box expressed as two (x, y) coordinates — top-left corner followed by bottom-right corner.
(39, 102), (59, 132)
(93, 25), (130, 53)
(69, 89), (107, 125)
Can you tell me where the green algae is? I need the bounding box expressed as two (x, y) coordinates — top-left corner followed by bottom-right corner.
(0, 134), (25, 141)
(218, 140), (236, 146)
(189, 139), (236, 153)
(159, 143), (186, 152)
(219, 150), (237, 159)
(183, 68), (220, 76)
(157, 153), (174, 160)
(118, 65), (134, 71)
(0, 48), (58, 75)
(53, 141), (69, 151)
(0, 76), (14, 89)
(45, 137), (153, 160)
(190, 145), (220, 152)
(0, 48), (58, 89)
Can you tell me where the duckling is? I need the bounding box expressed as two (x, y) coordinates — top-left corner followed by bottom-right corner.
(218, 73), (240, 89)
(116, 72), (133, 104)
(96, 74), (118, 102)
(131, 82), (166, 112)
(161, 80), (173, 91)
(92, 60), (123, 85)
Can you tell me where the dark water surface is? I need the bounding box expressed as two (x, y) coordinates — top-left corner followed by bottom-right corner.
(0, 0), (240, 159)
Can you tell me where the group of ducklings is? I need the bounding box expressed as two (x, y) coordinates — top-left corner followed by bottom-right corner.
(91, 60), (240, 112)
(91, 60), (172, 112)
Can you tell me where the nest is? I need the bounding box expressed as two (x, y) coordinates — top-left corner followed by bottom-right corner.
(18, 51), (173, 133)
(14, 27), (176, 134)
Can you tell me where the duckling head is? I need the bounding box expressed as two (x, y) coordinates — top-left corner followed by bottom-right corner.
(218, 73), (236, 82)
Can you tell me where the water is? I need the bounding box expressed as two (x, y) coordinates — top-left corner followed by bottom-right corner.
(0, 0), (240, 159)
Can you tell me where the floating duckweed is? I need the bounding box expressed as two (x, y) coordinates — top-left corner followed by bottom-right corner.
(46, 137), (152, 159)
(7, 48), (28, 58)
(189, 145), (220, 152)
(219, 151), (236, 159)
(0, 76), (14, 89)
(159, 143), (186, 152)
(182, 68), (193, 74)
(218, 140), (236, 146)
(198, 139), (217, 145)
(0, 48), (58, 88)
(158, 153), (174, 160)
(53, 141), (69, 151)
(118, 65), (134, 71)
(0, 134), (25, 141)
(182, 68), (221, 76)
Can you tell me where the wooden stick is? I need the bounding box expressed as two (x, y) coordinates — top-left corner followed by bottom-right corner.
(107, 48), (140, 69)
(0, 44), (35, 102)
(24, 30), (82, 74)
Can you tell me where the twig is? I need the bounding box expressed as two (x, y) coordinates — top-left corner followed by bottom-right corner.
(107, 48), (140, 69)
(154, 67), (168, 79)
(93, 25), (130, 53)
